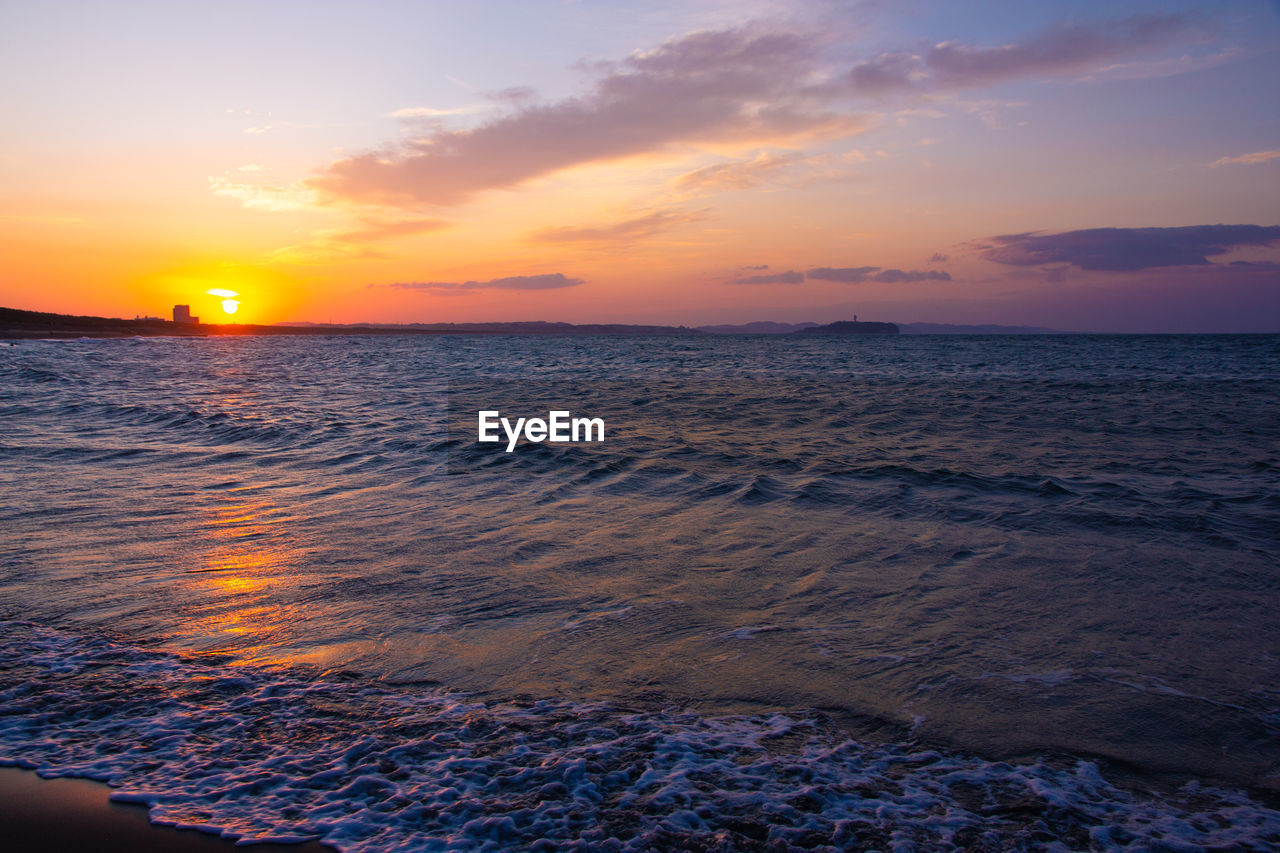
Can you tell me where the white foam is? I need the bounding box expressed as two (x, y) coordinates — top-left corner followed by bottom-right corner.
(2, 621), (1279, 852)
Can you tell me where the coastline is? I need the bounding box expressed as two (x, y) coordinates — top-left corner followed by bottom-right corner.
(0, 306), (703, 339)
(0, 767), (335, 853)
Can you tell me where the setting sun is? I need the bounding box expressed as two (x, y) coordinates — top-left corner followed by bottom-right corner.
(206, 288), (240, 316)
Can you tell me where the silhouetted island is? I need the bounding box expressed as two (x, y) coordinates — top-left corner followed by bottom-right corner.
(794, 320), (899, 335)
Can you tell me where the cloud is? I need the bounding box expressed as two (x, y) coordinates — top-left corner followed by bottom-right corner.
(372, 273), (584, 292)
(386, 104), (488, 118)
(487, 86), (538, 106)
(1210, 150), (1280, 168)
(807, 266), (880, 282)
(981, 225), (1280, 271)
(726, 266), (951, 285)
(310, 25), (870, 208)
(674, 152), (799, 192)
(1228, 260), (1280, 270)
(241, 121), (313, 135)
(529, 208), (703, 244)
(210, 177), (318, 211)
(268, 218), (450, 264)
(849, 15), (1195, 95)
(675, 149), (869, 195)
(807, 266), (951, 283)
(336, 219), (451, 243)
(727, 270), (805, 284)
(871, 268), (953, 283)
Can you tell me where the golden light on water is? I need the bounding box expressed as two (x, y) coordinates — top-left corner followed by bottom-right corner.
(184, 495), (300, 663)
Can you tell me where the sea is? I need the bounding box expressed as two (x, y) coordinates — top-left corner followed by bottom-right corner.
(1, 333), (1278, 851)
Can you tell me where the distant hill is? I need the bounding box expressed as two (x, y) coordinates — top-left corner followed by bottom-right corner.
(0, 307), (203, 339)
(898, 322), (1063, 334)
(697, 321), (820, 334)
(0, 307), (702, 339)
(795, 320), (899, 336)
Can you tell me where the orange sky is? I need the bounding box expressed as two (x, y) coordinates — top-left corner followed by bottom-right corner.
(2, 1), (1278, 331)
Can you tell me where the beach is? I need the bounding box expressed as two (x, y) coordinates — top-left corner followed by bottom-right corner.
(0, 768), (334, 852)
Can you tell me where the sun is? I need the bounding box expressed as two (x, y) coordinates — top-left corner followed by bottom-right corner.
(206, 288), (241, 317)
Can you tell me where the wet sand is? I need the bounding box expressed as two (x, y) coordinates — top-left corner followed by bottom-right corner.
(0, 768), (335, 853)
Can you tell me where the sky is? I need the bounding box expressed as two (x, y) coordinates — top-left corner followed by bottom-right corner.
(1, 0), (1278, 332)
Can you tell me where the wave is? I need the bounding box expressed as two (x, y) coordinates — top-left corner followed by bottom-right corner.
(2, 621), (1278, 852)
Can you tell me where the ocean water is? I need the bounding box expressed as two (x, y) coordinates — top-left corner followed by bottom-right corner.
(1, 333), (1278, 850)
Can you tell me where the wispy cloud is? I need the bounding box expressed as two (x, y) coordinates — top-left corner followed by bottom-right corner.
(727, 270), (805, 284)
(1228, 260), (1280, 270)
(529, 208), (704, 244)
(268, 218), (450, 264)
(808, 266), (952, 283)
(674, 152), (799, 192)
(981, 225), (1280, 271)
(725, 266), (953, 285)
(310, 25), (871, 208)
(241, 120), (314, 135)
(1210, 150), (1280, 168)
(371, 273), (584, 292)
(209, 177), (317, 211)
(849, 15), (1197, 95)
(386, 104), (488, 118)
(872, 268), (953, 283)
(306, 14), (1207, 212)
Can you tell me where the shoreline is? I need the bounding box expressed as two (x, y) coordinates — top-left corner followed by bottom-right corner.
(0, 767), (335, 853)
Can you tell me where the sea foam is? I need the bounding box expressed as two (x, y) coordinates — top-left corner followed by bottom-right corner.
(2, 621), (1278, 852)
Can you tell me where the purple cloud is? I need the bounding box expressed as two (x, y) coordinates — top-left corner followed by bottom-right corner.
(807, 266), (951, 283)
(727, 270), (805, 284)
(850, 15), (1195, 94)
(807, 266), (880, 282)
(872, 268), (953, 283)
(1229, 260), (1280, 270)
(529, 208), (703, 244)
(982, 225), (1280, 271)
(372, 273), (584, 292)
(674, 152), (799, 192)
(312, 26), (867, 208)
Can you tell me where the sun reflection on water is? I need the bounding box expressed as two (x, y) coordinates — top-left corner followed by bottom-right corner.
(183, 494), (305, 664)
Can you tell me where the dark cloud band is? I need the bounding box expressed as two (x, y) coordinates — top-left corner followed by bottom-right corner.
(982, 225), (1280, 271)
